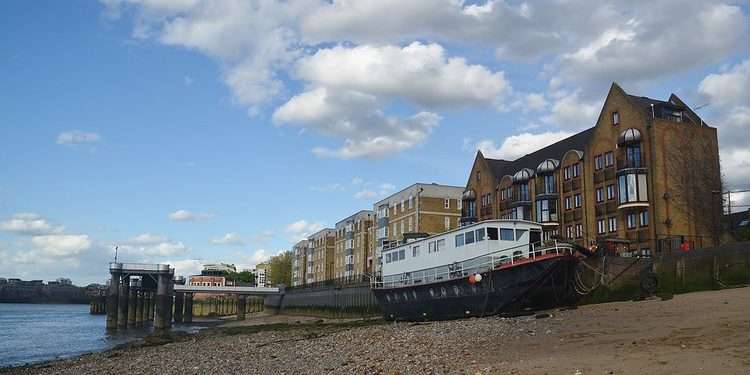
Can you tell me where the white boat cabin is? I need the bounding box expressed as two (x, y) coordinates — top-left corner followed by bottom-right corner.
(378, 220), (546, 288)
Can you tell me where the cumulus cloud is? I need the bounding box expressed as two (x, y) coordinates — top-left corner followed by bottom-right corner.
(129, 233), (168, 245)
(56, 130), (101, 145)
(296, 42), (510, 110)
(541, 90), (602, 130)
(119, 233), (189, 257)
(164, 258), (204, 278)
(284, 219), (324, 243)
(168, 209), (215, 221)
(477, 131), (575, 160)
(211, 232), (246, 246)
(0, 213), (65, 235)
(275, 87), (441, 159)
(354, 183), (397, 200)
(30, 234), (92, 257)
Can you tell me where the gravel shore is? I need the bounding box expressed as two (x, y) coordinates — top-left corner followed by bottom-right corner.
(3, 287), (749, 375)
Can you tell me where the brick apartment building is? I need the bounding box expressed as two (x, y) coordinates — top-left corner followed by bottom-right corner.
(334, 210), (374, 280)
(291, 239), (308, 287)
(374, 183), (464, 267)
(306, 228), (335, 284)
(462, 83), (722, 256)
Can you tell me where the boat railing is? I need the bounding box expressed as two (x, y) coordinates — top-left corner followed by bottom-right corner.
(371, 240), (574, 289)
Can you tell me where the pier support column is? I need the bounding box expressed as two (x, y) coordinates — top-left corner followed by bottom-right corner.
(127, 286), (137, 328)
(106, 271), (120, 329)
(148, 291), (155, 322)
(117, 276), (129, 329)
(184, 293), (193, 323)
(237, 295), (246, 320)
(142, 291), (150, 322)
(135, 290), (144, 327)
(154, 273), (171, 330)
(174, 292), (184, 323)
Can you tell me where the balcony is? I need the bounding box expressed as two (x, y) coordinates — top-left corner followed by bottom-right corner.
(625, 229), (650, 242)
(595, 201), (618, 216)
(460, 216), (478, 226)
(480, 206), (493, 217)
(616, 156), (647, 172)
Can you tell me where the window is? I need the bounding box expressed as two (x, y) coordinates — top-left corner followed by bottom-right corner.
(627, 213), (637, 229)
(516, 229), (527, 241)
(475, 228), (485, 241)
(398, 249), (405, 261)
(457, 199), (462, 210)
(455, 234), (465, 247)
(401, 200), (405, 212)
(564, 196), (572, 210)
(542, 175), (555, 194)
(444, 216), (451, 230)
(604, 152), (614, 167)
(385, 252), (392, 263)
(409, 196), (413, 209)
(476, 171), (481, 181)
(535, 199), (558, 222)
(564, 166), (571, 180)
(595, 155), (603, 170)
(597, 219), (606, 234)
(401, 221), (405, 234)
(572, 163), (580, 178)
(566, 226), (573, 239)
(625, 144), (642, 168)
(608, 217), (617, 232)
(613, 111), (620, 125)
(640, 210), (649, 227)
(428, 241), (436, 253)
(500, 189), (506, 200)
(576, 224), (583, 238)
(444, 198), (450, 209)
(436, 239), (445, 251)
(519, 183), (530, 201)
(408, 217), (413, 232)
(500, 228), (515, 241)
(393, 223), (397, 236)
(487, 227), (499, 240)
(574, 194), (582, 208)
(596, 188), (604, 203)
(465, 230), (475, 245)
(606, 184), (616, 200)
(618, 173), (648, 204)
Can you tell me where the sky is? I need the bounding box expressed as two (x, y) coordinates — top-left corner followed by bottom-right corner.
(1, 0), (749, 285)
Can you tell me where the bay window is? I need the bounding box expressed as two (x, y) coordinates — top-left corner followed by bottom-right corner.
(535, 199), (558, 223)
(618, 173), (648, 204)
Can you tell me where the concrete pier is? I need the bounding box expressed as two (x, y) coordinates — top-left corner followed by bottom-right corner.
(154, 271), (171, 330)
(106, 269), (120, 329)
(183, 293), (193, 323)
(174, 292), (184, 323)
(135, 290), (144, 327)
(117, 276), (129, 329)
(237, 295), (246, 320)
(127, 288), (137, 328)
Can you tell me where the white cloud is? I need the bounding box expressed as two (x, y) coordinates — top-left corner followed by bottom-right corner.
(284, 219), (324, 243)
(211, 232), (246, 246)
(0, 213), (65, 236)
(354, 183), (396, 200)
(477, 131), (575, 160)
(30, 234), (92, 257)
(56, 130), (102, 145)
(351, 176), (363, 185)
(542, 91), (601, 130)
(309, 183), (346, 193)
(129, 233), (168, 245)
(164, 258), (204, 278)
(168, 209), (215, 221)
(699, 59), (750, 109)
(275, 87), (441, 159)
(295, 42), (511, 110)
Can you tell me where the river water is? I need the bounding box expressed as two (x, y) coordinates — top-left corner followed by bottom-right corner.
(0, 303), (207, 368)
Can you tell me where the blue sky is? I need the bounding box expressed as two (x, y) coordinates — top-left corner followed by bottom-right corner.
(1, 0), (749, 285)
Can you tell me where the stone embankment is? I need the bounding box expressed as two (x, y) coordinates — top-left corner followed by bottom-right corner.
(3, 287), (749, 374)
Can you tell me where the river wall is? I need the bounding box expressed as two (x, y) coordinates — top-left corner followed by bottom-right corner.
(265, 282), (380, 318)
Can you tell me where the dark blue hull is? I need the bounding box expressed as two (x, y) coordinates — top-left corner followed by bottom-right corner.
(373, 255), (578, 321)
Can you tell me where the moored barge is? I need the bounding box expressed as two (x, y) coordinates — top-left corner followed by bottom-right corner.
(371, 220), (580, 321)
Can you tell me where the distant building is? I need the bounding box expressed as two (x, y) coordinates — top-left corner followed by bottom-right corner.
(255, 262), (269, 287)
(334, 210), (374, 280)
(201, 263), (236, 276)
(307, 229), (335, 284)
(374, 183), (464, 271)
(189, 275), (230, 287)
(291, 240), (308, 287)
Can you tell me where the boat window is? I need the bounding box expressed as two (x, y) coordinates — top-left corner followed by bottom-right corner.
(455, 233), (465, 247)
(412, 245), (420, 257)
(385, 253), (392, 263)
(436, 239), (445, 251)
(500, 228), (515, 241)
(465, 230), (475, 245)
(516, 229), (528, 241)
(487, 227), (499, 240)
(399, 249), (406, 260)
(475, 228), (485, 242)
(428, 241), (436, 253)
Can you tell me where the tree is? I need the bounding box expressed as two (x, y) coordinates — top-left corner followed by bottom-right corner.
(225, 270), (255, 285)
(269, 251), (292, 286)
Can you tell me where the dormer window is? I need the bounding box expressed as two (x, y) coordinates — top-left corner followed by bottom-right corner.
(612, 111), (620, 125)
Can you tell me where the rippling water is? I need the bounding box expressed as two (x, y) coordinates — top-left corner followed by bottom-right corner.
(0, 303), (206, 368)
